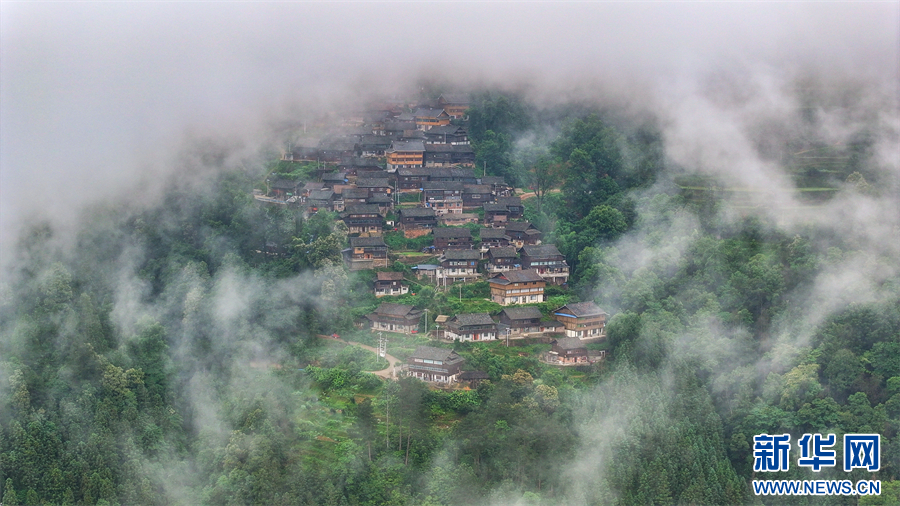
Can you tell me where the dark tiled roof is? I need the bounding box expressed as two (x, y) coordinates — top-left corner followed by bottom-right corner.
(270, 179), (300, 190)
(555, 302), (606, 317)
(424, 144), (475, 153)
(410, 345), (462, 362)
(343, 204), (381, 215)
(399, 207), (436, 218)
(389, 140), (425, 152)
(341, 188), (370, 199)
(427, 125), (466, 135)
(422, 181), (464, 190)
(375, 303), (416, 316)
(376, 272), (404, 281)
(480, 176), (508, 185)
(521, 244), (562, 258)
(498, 196), (522, 206)
(452, 313), (495, 327)
(463, 185), (492, 194)
(433, 227), (472, 239)
(491, 269), (544, 284)
(439, 93), (470, 105)
(553, 337), (587, 350)
(488, 247), (518, 259)
(397, 167), (432, 176)
(501, 306), (543, 320)
(459, 370), (490, 380)
(350, 236), (387, 248)
(367, 194), (393, 204)
(505, 221), (537, 232)
(356, 178), (392, 188)
(308, 189), (335, 200)
(480, 228), (510, 240)
(443, 249), (481, 261)
(483, 203), (509, 213)
(322, 171), (348, 182)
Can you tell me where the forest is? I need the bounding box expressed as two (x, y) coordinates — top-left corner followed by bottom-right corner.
(0, 87), (898, 506)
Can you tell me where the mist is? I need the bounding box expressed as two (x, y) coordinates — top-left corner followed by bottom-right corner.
(2, 2), (899, 505)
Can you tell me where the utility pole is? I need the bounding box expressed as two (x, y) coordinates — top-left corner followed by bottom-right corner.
(378, 332), (386, 358)
(424, 308), (428, 336)
(506, 327), (511, 347)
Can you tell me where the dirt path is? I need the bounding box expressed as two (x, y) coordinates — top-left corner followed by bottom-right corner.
(318, 335), (400, 379)
(516, 188), (561, 200)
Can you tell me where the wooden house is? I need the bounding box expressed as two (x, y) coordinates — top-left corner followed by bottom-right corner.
(499, 306), (545, 336)
(549, 337), (589, 364)
(432, 227), (473, 251)
(374, 272), (408, 297)
(463, 184), (492, 209)
(437, 93), (471, 119)
(497, 196), (524, 219)
(307, 189), (338, 212)
(269, 178), (301, 199)
(345, 236), (389, 270)
(340, 187), (370, 206)
(341, 204), (384, 236)
(413, 107), (451, 130)
(552, 302), (607, 339)
(488, 269), (546, 306)
(481, 176), (513, 198)
(520, 244), (568, 285)
(484, 202), (511, 226)
(355, 177), (393, 197)
(423, 144), (476, 167)
(367, 303), (423, 334)
(407, 346), (464, 383)
(397, 207), (437, 230)
(386, 140), (425, 171)
(438, 249), (481, 283)
(445, 313), (497, 342)
(505, 222), (542, 247)
(424, 125), (469, 145)
(322, 171), (348, 188)
(485, 246), (520, 273)
(422, 181), (464, 215)
(395, 167), (432, 191)
(479, 228), (511, 251)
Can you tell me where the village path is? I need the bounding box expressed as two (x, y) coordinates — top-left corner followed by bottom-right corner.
(318, 334), (399, 379)
(516, 188), (561, 200)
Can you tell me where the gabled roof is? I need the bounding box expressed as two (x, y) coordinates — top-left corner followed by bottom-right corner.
(410, 345), (463, 363)
(367, 194), (393, 204)
(270, 178), (300, 190)
(480, 228), (510, 240)
(376, 271), (405, 281)
(432, 167), (475, 179)
(374, 303), (418, 317)
(438, 93), (470, 105)
(414, 107), (449, 118)
(308, 189), (335, 200)
(505, 221), (538, 232)
(451, 313), (495, 327)
(423, 144), (475, 154)
(483, 203), (509, 213)
(322, 171), (348, 182)
(303, 182), (327, 192)
(480, 176), (509, 186)
(389, 140), (425, 152)
(397, 167), (432, 177)
(442, 249), (481, 261)
(501, 306), (543, 321)
(553, 337), (587, 350)
(350, 236), (388, 248)
(422, 181), (464, 191)
(521, 244), (563, 258)
(463, 184), (492, 194)
(498, 196), (523, 207)
(488, 246), (518, 259)
(433, 227), (472, 239)
(426, 125), (467, 135)
(398, 207), (436, 218)
(554, 302), (606, 318)
(356, 177), (392, 188)
(343, 204), (382, 215)
(459, 370), (490, 381)
(490, 269), (544, 284)
(341, 188), (370, 199)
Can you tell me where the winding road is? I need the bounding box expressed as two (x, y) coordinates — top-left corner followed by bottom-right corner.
(318, 335), (400, 379)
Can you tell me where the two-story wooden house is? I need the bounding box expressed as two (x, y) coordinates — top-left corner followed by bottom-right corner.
(413, 107), (451, 130)
(395, 167), (431, 191)
(549, 337), (589, 364)
(437, 94), (470, 119)
(488, 269), (546, 306)
(479, 228), (511, 251)
(345, 236), (389, 270)
(445, 313), (497, 342)
(483, 202), (511, 226)
(520, 244), (569, 285)
(498, 306), (545, 336)
(322, 171), (348, 188)
(438, 249), (481, 283)
(407, 346), (464, 383)
(505, 222), (542, 247)
(423, 144), (476, 167)
(424, 125), (469, 145)
(367, 303), (423, 334)
(463, 184), (493, 209)
(397, 207), (437, 231)
(374, 272), (408, 297)
(355, 177), (393, 198)
(341, 204), (384, 236)
(422, 181), (464, 215)
(552, 302), (607, 339)
(307, 189), (339, 213)
(386, 140), (425, 171)
(497, 196), (524, 219)
(432, 227), (473, 251)
(340, 187), (370, 206)
(269, 178), (301, 199)
(485, 246), (521, 274)
(481, 176), (513, 198)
